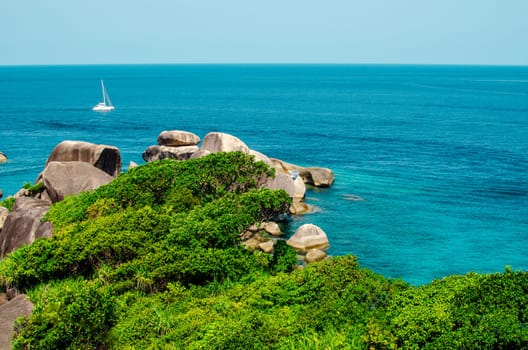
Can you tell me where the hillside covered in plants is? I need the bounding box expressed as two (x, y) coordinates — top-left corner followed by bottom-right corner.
(1, 152), (527, 349)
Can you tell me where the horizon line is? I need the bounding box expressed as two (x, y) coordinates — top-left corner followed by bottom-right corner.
(1, 62), (528, 68)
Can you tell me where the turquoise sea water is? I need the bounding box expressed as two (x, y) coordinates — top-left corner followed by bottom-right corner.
(0, 64), (527, 285)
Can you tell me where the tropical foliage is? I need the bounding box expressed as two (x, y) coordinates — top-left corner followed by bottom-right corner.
(1, 152), (527, 349)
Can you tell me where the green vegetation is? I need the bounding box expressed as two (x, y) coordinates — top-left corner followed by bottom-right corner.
(0, 196), (15, 211)
(22, 181), (45, 197)
(1, 151), (527, 349)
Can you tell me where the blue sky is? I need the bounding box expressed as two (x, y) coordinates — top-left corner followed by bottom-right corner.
(1, 0), (527, 65)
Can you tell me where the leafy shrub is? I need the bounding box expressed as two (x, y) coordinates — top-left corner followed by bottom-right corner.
(270, 240), (297, 274)
(378, 270), (528, 349)
(13, 278), (115, 350)
(23, 181), (45, 196)
(0, 196), (15, 211)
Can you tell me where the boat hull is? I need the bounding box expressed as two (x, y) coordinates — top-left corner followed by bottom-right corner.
(92, 103), (115, 112)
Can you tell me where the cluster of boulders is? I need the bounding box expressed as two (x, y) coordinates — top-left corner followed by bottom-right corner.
(1, 132), (335, 261)
(142, 130), (335, 215)
(0, 131), (335, 345)
(0, 140), (121, 259)
(0, 141), (121, 348)
(142, 130), (201, 162)
(241, 222), (329, 264)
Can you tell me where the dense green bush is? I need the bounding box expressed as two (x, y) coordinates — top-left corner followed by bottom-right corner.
(0, 196), (15, 211)
(12, 278), (115, 350)
(1, 151), (527, 349)
(376, 270), (528, 349)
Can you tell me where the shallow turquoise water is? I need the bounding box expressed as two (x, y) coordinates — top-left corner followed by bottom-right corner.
(1, 64), (527, 284)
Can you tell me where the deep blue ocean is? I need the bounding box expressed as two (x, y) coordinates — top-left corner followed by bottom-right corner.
(1, 64), (527, 285)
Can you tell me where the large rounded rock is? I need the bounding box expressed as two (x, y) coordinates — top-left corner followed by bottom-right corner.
(261, 221), (281, 236)
(287, 224), (329, 252)
(157, 130), (200, 147)
(289, 201), (311, 215)
(293, 176), (306, 200)
(263, 172), (296, 198)
(270, 158), (335, 188)
(249, 149), (272, 166)
(0, 152), (6, 163)
(36, 161), (114, 203)
(46, 140), (121, 177)
(196, 132), (250, 156)
(301, 167), (335, 187)
(0, 295), (33, 350)
(142, 145), (199, 162)
(0, 197), (51, 257)
(304, 248), (327, 263)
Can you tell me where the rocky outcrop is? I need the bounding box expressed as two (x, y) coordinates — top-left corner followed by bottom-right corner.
(0, 152), (6, 163)
(292, 177), (306, 201)
(246, 221), (282, 237)
(46, 140), (121, 177)
(289, 201), (311, 215)
(304, 249), (327, 263)
(0, 197), (51, 258)
(249, 149), (272, 166)
(0, 188), (3, 199)
(260, 221), (281, 236)
(142, 145), (199, 162)
(36, 161), (114, 203)
(287, 224), (329, 252)
(193, 132), (250, 158)
(143, 130), (333, 216)
(301, 167), (335, 187)
(263, 172), (296, 198)
(157, 130), (200, 147)
(0, 295), (33, 350)
(270, 158), (334, 188)
(259, 240), (274, 254)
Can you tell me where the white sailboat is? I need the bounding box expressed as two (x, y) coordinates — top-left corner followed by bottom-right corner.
(92, 80), (115, 112)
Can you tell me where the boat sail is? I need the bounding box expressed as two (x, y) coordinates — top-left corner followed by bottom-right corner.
(92, 80), (115, 111)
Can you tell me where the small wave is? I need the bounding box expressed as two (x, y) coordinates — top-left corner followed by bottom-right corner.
(342, 194), (365, 201)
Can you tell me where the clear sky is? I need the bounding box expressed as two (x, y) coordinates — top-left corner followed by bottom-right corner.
(1, 0), (527, 66)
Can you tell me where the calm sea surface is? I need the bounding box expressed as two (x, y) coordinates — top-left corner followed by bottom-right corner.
(1, 64), (527, 284)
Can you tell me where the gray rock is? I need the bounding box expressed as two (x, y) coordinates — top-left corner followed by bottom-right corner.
(46, 140), (121, 177)
(0, 197), (51, 258)
(157, 130), (200, 147)
(197, 132), (250, 155)
(249, 149), (272, 166)
(289, 201), (311, 215)
(293, 176), (306, 200)
(304, 249), (327, 263)
(241, 237), (261, 250)
(261, 221), (282, 236)
(36, 161), (114, 203)
(0, 207), (8, 231)
(269, 158), (335, 188)
(301, 167), (335, 187)
(259, 240), (274, 253)
(287, 224), (329, 252)
(0, 295), (33, 350)
(142, 145), (199, 162)
(263, 172), (296, 198)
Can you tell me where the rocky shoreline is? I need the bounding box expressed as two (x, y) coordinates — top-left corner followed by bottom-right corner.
(0, 131), (334, 347)
(0, 130), (335, 256)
